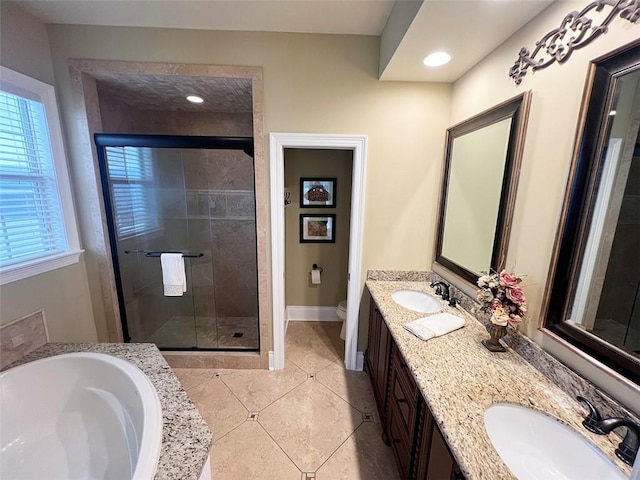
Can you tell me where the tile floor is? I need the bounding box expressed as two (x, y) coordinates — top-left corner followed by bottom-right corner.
(172, 321), (399, 480)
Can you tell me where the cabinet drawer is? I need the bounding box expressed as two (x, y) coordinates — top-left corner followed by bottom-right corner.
(391, 372), (417, 438)
(393, 344), (418, 405)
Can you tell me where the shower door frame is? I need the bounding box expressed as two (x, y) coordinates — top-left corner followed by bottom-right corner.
(95, 133), (255, 350)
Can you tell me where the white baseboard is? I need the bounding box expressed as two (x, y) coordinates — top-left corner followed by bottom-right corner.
(268, 351), (275, 370)
(356, 351), (364, 371)
(286, 305), (340, 322)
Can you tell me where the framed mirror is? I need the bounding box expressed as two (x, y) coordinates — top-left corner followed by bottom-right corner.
(435, 92), (532, 285)
(542, 39), (640, 384)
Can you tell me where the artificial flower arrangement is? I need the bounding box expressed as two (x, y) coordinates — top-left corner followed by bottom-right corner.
(476, 270), (527, 327)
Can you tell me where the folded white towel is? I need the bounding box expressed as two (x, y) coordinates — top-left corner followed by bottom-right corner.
(403, 313), (465, 341)
(160, 253), (187, 296)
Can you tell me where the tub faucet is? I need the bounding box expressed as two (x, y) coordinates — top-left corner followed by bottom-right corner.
(430, 281), (450, 300)
(596, 417), (640, 466)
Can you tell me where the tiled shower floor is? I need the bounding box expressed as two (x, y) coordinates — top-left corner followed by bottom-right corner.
(590, 317), (640, 355)
(172, 321), (399, 480)
(147, 315), (259, 349)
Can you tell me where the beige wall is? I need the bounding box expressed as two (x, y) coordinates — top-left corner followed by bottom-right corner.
(45, 25), (452, 349)
(449, 1), (640, 410)
(0, 2), (55, 85)
(0, 258), (96, 341)
(0, 4), (96, 342)
(284, 149), (352, 307)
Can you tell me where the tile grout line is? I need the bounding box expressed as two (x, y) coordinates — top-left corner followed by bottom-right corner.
(255, 416), (304, 474)
(311, 377), (369, 422)
(219, 368), (309, 413)
(313, 372), (376, 417)
(210, 416), (251, 445)
(313, 421), (367, 474)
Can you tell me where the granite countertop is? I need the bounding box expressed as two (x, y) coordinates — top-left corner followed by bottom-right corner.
(6, 343), (212, 480)
(366, 279), (632, 479)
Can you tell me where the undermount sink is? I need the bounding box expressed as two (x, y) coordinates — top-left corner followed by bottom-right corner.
(484, 403), (626, 480)
(391, 290), (442, 313)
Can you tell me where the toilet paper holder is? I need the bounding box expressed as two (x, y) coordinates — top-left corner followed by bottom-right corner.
(310, 264), (324, 274)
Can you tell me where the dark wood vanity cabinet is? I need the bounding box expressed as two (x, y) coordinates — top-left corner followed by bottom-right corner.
(366, 295), (465, 480)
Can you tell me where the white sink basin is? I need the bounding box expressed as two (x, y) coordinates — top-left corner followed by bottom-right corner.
(391, 290), (442, 313)
(484, 403), (626, 480)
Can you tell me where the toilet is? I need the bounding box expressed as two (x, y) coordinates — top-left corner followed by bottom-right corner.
(336, 300), (347, 340)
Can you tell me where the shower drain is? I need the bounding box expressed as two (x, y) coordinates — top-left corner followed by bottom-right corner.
(232, 332), (244, 338)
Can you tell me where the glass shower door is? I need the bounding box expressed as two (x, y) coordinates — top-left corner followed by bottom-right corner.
(97, 135), (259, 351)
(104, 145), (200, 348)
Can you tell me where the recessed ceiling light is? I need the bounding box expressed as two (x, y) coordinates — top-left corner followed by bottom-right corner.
(423, 52), (451, 67)
(186, 95), (204, 104)
(609, 110), (617, 116)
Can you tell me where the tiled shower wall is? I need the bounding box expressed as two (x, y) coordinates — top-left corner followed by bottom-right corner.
(183, 148), (258, 320)
(98, 91), (258, 344)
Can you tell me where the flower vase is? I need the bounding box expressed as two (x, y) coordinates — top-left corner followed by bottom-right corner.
(482, 321), (507, 352)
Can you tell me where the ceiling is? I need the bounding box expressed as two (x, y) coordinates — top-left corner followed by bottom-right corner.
(14, 0), (555, 83)
(95, 73), (253, 112)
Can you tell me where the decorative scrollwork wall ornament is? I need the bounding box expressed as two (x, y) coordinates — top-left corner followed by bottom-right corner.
(509, 0), (640, 84)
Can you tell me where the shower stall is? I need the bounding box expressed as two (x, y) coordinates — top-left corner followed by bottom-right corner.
(95, 134), (259, 351)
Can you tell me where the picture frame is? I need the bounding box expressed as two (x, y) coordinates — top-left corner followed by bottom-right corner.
(300, 178), (336, 208)
(300, 214), (336, 243)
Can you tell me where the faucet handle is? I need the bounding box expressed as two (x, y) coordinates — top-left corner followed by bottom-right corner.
(576, 396), (604, 434)
(596, 417), (640, 466)
(430, 281), (450, 300)
(615, 421), (640, 466)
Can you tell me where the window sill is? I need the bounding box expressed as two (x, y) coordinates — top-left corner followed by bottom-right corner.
(0, 250), (84, 286)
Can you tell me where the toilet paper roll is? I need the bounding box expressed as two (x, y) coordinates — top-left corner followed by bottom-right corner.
(311, 268), (321, 285)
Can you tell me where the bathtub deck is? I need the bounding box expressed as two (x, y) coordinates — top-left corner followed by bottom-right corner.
(5, 343), (212, 480)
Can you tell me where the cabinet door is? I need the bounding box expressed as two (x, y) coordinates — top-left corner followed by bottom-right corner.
(388, 402), (412, 479)
(414, 405), (465, 480)
(425, 425), (455, 480)
(365, 299), (380, 378)
(365, 297), (392, 422)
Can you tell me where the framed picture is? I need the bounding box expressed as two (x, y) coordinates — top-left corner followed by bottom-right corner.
(300, 214), (336, 243)
(300, 178), (336, 208)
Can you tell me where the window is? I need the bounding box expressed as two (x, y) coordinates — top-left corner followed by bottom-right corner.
(104, 146), (160, 238)
(0, 66), (81, 285)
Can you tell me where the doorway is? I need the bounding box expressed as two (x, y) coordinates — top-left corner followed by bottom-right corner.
(270, 133), (367, 370)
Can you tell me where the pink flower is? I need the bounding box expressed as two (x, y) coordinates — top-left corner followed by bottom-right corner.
(491, 299), (502, 310)
(507, 315), (522, 327)
(505, 286), (526, 306)
(499, 270), (519, 287)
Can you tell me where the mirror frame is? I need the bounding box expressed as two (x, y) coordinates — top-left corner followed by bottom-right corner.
(435, 92), (532, 285)
(541, 39), (640, 384)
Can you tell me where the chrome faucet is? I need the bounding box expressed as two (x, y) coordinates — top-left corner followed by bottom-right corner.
(596, 417), (640, 466)
(430, 281), (450, 300)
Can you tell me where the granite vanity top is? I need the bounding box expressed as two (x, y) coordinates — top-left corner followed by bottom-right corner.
(6, 343), (212, 480)
(366, 279), (632, 479)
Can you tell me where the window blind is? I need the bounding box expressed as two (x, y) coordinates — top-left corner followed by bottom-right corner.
(105, 146), (160, 238)
(0, 91), (67, 267)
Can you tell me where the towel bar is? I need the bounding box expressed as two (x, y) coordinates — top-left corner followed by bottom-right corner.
(124, 250), (203, 258)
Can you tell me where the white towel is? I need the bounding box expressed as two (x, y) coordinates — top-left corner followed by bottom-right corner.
(160, 253), (187, 296)
(403, 313), (465, 341)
